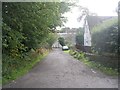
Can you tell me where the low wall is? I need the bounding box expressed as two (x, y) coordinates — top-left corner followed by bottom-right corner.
(85, 53), (118, 69)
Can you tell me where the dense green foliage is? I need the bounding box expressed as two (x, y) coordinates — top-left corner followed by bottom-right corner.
(2, 2), (70, 84)
(45, 33), (57, 49)
(2, 2), (70, 56)
(118, 1), (120, 55)
(58, 37), (65, 46)
(3, 50), (48, 84)
(75, 28), (84, 51)
(75, 28), (84, 46)
(91, 18), (118, 55)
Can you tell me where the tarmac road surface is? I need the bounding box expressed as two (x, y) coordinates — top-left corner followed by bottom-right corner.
(3, 48), (118, 88)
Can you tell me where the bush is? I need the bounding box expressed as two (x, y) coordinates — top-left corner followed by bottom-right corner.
(58, 37), (65, 46)
(75, 28), (84, 46)
(92, 18), (118, 55)
(2, 2), (71, 84)
(69, 50), (85, 60)
(46, 33), (57, 49)
(2, 49), (48, 84)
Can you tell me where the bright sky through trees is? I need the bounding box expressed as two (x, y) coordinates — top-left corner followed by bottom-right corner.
(63, 0), (119, 28)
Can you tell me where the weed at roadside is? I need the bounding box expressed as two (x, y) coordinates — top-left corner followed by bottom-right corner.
(69, 50), (119, 76)
(2, 51), (49, 85)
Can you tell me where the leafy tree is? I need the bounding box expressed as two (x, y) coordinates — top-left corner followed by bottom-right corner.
(2, 2), (71, 83)
(46, 33), (57, 49)
(58, 37), (65, 46)
(92, 18), (118, 55)
(2, 2), (70, 57)
(118, 1), (120, 55)
(76, 28), (84, 46)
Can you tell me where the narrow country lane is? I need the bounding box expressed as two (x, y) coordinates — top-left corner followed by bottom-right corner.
(3, 48), (118, 88)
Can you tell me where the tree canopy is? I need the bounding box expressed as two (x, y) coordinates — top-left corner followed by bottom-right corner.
(2, 2), (70, 58)
(92, 18), (118, 55)
(58, 37), (65, 46)
(2, 2), (71, 83)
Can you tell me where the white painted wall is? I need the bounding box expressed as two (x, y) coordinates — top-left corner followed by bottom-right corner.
(84, 20), (91, 46)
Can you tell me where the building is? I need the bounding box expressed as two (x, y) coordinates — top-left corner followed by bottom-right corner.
(83, 16), (117, 52)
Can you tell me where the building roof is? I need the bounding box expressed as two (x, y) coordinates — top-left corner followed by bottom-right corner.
(87, 16), (117, 30)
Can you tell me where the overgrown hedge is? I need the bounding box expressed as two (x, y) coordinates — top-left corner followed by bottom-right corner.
(91, 18), (118, 55)
(2, 2), (70, 84)
(75, 28), (84, 50)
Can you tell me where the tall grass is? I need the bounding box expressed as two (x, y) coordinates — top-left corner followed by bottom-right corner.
(2, 50), (49, 85)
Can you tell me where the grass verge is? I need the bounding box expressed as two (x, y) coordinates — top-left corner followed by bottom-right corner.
(63, 50), (70, 53)
(69, 50), (119, 76)
(2, 51), (49, 85)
